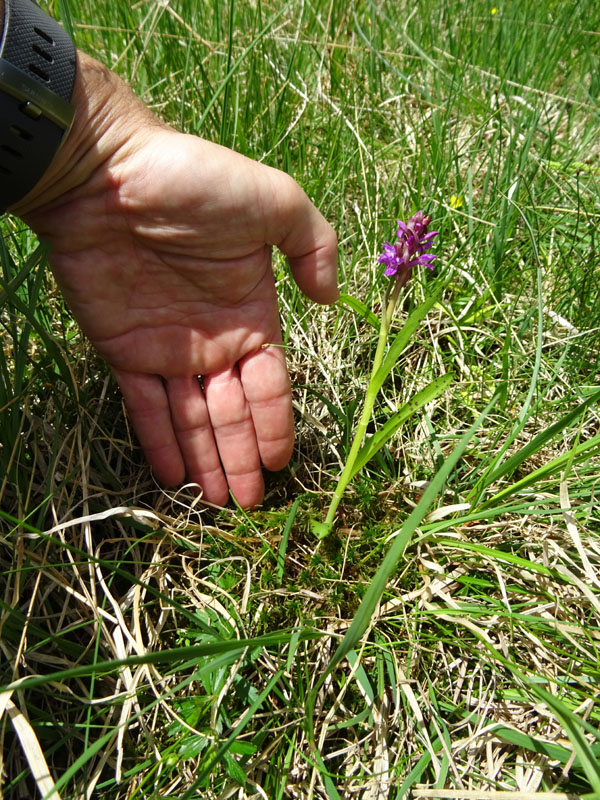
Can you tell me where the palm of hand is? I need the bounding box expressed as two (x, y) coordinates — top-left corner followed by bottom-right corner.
(29, 130), (338, 507)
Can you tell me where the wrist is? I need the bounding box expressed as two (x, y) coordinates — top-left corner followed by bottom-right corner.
(9, 49), (164, 221)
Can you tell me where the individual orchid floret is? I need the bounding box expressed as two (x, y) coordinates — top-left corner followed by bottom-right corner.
(378, 210), (438, 283)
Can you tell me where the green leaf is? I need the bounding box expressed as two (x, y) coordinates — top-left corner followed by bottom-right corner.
(429, 606), (600, 795)
(351, 373), (453, 478)
(180, 670), (284, 798)
(310, 519), (334, 539)
(224, 750), (247, 785)
(370, 289), (442, 397)
(178, 734), (210, 760)
(337, 292), (380, 330)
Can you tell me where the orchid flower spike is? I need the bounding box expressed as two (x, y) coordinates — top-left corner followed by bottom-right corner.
(378, 211), (438, 284)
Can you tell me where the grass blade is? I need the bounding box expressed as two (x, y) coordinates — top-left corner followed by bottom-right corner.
(476, 431), (600, 511)
(277, 495), (301, 586)
(0, 631), (318, 694)
(528, 685), (600, 794)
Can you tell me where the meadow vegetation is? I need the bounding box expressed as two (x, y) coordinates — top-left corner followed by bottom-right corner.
(1, 0), (599, 797)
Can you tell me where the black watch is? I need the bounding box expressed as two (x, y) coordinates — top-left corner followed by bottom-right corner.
(0, 0), (76, 212)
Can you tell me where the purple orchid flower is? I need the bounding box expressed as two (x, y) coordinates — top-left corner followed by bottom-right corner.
(378, 211), (438, 283)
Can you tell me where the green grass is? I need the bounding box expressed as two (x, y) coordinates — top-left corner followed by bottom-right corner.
(1, 0), (600, 797)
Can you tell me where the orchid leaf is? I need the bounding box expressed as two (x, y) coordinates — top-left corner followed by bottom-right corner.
(351, 372), (453, 479)
(370, 288), (442, 397)
(337, 292), (380, 330)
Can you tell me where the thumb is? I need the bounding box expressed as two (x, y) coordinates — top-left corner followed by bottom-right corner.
(265, 170), (339, 305)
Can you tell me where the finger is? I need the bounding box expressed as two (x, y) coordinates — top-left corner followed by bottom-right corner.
(203, 367), (265, 509)
(239, 341), (294, 472)
(113, 369), (185, 487)
(264, 169), (339, 305)
(166, 376), (229, 506)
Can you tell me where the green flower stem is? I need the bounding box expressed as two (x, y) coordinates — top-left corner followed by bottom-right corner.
(323, 278), (404, 528)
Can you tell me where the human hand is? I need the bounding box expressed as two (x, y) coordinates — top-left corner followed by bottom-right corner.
(13, 53), (338, 508)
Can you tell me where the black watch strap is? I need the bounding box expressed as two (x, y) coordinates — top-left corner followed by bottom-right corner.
(0, 0), (76, 212)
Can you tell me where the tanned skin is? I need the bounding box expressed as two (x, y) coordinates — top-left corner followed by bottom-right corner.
(5, 16), (338, 508)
